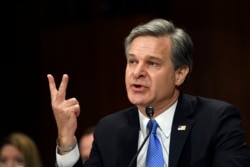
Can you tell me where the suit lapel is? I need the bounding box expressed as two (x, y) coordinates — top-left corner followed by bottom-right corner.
(116, 107), (140, 167)
(169, 93), (194, 167)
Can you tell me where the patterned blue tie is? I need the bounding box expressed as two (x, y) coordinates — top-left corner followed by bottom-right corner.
(146, 120), (164, 167)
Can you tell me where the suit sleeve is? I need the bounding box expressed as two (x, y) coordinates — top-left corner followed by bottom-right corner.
(212, 104), (250, 167)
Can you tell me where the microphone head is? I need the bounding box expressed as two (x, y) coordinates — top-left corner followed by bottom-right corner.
(146, 106), (154, 119)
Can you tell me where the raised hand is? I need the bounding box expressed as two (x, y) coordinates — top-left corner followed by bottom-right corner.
(47, 74), (80, 153)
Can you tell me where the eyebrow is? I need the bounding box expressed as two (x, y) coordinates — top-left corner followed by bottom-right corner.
(127, 54), (161, 60)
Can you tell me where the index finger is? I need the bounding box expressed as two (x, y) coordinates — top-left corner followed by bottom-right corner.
(47, 74), (57, 100)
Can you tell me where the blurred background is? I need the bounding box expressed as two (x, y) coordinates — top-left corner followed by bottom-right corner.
(1, 0), (250, 166)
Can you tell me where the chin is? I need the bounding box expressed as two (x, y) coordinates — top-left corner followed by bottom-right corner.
(129, 98), (149, 106)
(128, 93), (151, 105)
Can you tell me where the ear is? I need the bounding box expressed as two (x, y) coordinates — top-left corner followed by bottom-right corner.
(175, 65), (189, 86)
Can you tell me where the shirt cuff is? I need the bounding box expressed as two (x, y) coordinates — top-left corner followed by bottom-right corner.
(56, 144), (80, 167)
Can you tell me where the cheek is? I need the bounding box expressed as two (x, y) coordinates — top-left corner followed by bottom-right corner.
(125, 73), (128, 86)
(125, 69), (131, 84)
(153, 73), (175, 90)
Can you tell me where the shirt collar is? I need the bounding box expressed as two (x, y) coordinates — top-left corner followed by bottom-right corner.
(138, 101), (177, 138)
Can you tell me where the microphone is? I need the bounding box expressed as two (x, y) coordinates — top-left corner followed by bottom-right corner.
(128, 105), (154, 167)
(146, 106), (154, 119)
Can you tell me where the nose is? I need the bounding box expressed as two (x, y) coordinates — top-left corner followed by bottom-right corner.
(133, 63), (146, 79)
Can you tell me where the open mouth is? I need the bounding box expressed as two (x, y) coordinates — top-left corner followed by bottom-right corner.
(134, 84), (142, 88)
(131, 84), (147, 91)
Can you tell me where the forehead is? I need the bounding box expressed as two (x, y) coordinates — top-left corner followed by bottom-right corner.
(129, 36), (172, 58)
(0, 144), (22, 156)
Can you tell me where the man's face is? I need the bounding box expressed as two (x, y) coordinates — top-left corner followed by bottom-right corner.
(125, 36), (186, 113)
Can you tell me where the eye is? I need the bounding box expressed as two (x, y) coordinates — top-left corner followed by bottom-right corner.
(128, 59), (137, 65)
(148, 61), (158, 66)
(0, 158), (7, 164)
(15, 157), (24, 164)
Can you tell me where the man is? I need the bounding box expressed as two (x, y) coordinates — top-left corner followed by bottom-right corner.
(79, 126), (95, 163)
(47, 18), (250, 167)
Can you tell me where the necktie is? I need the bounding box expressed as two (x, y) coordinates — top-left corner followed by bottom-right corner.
(146, 120), (164, 167)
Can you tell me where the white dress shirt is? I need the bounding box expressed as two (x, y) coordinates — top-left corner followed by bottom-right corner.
(137, 101), (177, 167)
(56, 144), (80, 167)
(56, 101), (177, 167)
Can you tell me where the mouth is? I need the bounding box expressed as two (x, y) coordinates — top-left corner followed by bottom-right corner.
(131, 83), (148, 91)
(133, 84), (142, 88)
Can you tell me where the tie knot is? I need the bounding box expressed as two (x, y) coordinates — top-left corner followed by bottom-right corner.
(147, 120), (158, 134)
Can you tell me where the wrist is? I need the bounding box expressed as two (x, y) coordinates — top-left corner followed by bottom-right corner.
(56, 136), (77, 153)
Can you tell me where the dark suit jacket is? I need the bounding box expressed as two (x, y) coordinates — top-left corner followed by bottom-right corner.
(73, 93), (250, 167)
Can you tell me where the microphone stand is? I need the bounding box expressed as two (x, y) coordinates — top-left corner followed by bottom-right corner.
(127, 106), (154, 167)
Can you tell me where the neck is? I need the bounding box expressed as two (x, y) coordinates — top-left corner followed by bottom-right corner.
(138, 91), (180, 118)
